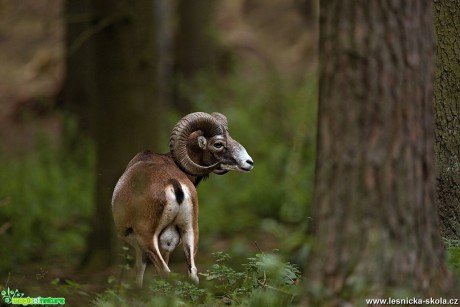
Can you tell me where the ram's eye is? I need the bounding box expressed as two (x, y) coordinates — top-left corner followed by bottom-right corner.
(214, 142), (224, 149)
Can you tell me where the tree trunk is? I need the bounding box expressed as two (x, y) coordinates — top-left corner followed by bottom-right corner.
(62, 0), (95, 136)
(307, 0), (452, 303)
(433, 0), (460, 240)
(173, 0), (218, 113)
(81, 0), (161, 270)
(156, 0), (174, 108)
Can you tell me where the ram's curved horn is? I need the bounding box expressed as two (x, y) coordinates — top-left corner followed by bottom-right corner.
(211, 112), (228, 131)
(170, 112), (224, 176)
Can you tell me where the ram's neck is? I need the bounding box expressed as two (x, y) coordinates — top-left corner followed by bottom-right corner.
(165, 132), (209, 186)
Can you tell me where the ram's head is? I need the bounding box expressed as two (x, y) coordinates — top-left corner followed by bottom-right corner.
(170, 112), (254, 176)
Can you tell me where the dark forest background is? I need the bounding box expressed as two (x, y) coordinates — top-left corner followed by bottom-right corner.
(0, 0), (458, 306)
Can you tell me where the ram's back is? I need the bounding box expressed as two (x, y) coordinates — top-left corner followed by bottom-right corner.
(111, 151), (196, 237)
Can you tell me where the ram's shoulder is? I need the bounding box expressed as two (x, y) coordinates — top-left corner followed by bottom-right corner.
(125, 151), (175, 171)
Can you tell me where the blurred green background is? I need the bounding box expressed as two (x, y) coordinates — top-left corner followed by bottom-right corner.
(0, 0), (318, 297)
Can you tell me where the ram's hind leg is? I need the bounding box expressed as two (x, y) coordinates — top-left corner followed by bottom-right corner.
(178, 226), (199, 283)
(142, 232), (171, 277)
(124, 233), (147, 287)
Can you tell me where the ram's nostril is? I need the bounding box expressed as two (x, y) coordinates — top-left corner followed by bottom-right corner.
(246, 159), (254, 166)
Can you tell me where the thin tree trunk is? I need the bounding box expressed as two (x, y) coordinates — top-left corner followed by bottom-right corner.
(307, 1), (453, 303)
(81, 0), (160, 270)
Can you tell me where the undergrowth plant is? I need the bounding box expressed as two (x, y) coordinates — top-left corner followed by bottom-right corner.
(93, 251), (301, 307)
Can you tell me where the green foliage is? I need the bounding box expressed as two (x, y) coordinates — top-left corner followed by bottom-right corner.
(50, 277), (91, 298)
(0, 133), (94, 272)
(201, 251), (301, 305)
(92, 251), (301, 306)
(201, 251), (246, 297)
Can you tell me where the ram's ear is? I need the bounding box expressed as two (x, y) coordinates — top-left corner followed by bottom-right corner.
(197, 136), (207, 150)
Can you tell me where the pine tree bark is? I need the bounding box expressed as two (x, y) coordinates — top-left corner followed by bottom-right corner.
(307, 0), (453, 302)
(433, 0), (460, 240)
(81, 0), (160, 269)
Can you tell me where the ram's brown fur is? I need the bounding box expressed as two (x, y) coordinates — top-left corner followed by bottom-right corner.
(111, 112), (253, 286)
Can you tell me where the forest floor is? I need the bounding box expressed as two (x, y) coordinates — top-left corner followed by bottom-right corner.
(4, 230), (279, 306)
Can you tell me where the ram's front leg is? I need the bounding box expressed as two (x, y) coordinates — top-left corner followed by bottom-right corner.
(179, 226), (199, 283)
